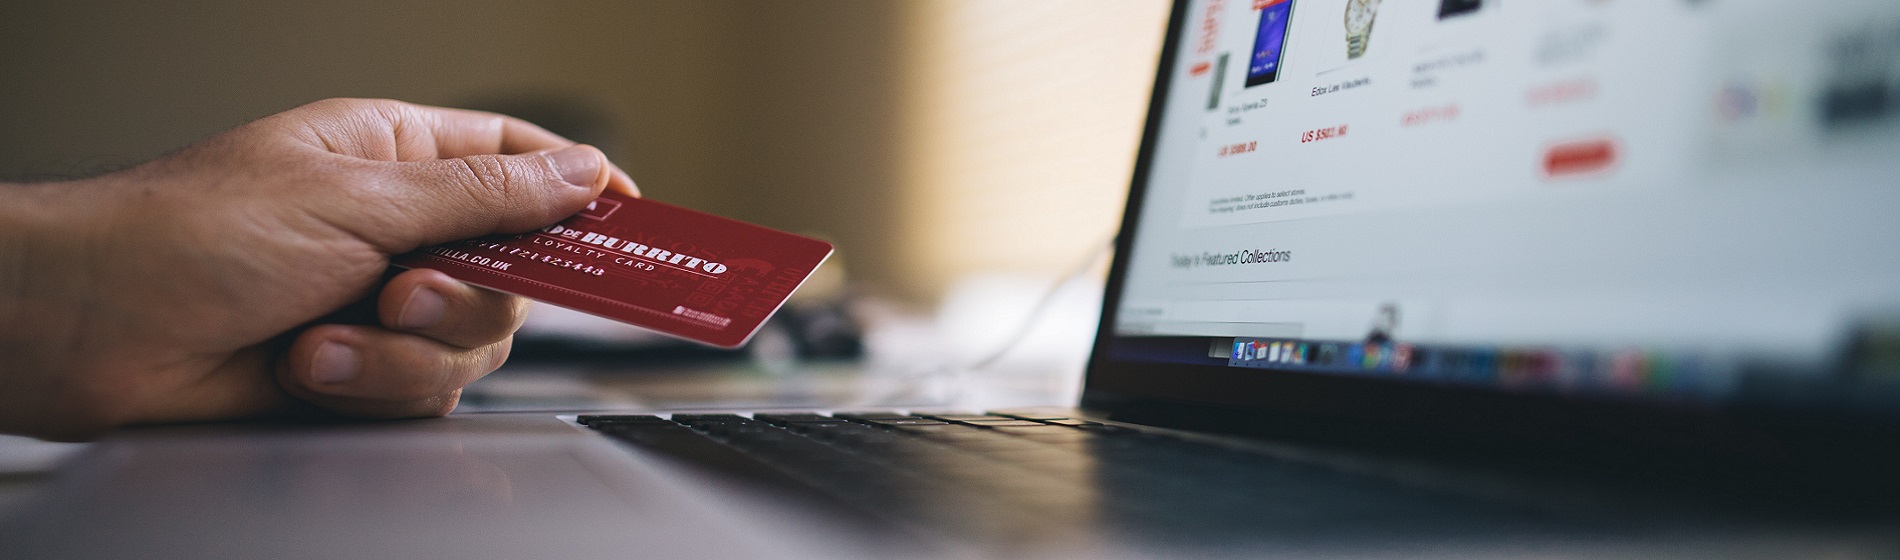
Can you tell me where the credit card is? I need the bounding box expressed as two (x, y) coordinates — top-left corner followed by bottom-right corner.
(392, 193), (834, 348)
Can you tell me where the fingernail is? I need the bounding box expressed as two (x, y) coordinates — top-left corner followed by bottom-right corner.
(311, 342), (359, 385)
(547, 145), (601, 187)
(397, 285), (447, 329)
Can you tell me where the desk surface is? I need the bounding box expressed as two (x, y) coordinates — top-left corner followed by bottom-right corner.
(7, 358), (1900, 559)
(0, 356), (1077, 521)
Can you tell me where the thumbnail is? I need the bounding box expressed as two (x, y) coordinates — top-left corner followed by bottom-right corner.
(1344, 0), (1382, 60)
(1437, 0), (1482, 20)
(1246, 0), (1297, 87)
(1820, 23), (1900, 129)
(1208, 52), (1229, 110)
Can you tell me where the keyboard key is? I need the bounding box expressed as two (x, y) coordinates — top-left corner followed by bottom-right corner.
(575, 414), (669, 426)
(753, 413), (847, 424)
(863, 418), (950, 426)
(833, 412), (915, 421)
(959, 420), (1050, 428)
(672, 413), (749, 423)
(991, 412), (1070, 421)
(891, 423), (984, 435)
(919, 414), (1015, 422)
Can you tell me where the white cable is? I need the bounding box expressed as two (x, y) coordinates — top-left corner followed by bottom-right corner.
(962, 235), (1119, 372)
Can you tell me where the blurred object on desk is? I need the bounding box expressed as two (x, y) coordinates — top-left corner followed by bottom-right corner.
(0, 436), (90, 520)
(464, 267), (1108, 415)
(508, 301), (866, 367)
(930, 271), (1106, 408)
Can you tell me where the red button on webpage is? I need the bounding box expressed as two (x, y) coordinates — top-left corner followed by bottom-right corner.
(1543, 137), (1619, 178)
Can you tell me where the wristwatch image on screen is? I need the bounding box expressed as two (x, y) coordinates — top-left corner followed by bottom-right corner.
(1344, 0), (1382, 59)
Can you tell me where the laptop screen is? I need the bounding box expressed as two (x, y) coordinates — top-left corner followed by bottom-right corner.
(1103, 0), (1900, 415)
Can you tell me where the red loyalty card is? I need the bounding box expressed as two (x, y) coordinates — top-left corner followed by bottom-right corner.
(392, 193), (834, 348)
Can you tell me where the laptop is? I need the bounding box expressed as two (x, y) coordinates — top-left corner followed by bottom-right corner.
(8, 0), (1900, 557)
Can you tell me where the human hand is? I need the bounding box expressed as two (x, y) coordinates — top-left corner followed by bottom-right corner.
(0, 98), (637, 440)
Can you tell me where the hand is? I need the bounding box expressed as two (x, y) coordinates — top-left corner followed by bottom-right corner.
(0, 98), (637, 440)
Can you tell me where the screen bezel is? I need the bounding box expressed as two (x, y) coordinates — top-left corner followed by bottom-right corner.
(1081, 0), (1900, 488)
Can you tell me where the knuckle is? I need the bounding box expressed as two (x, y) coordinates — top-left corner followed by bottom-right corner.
(451, 155), (521, 203)
(307, 97), (399, 116)
(347, 97), (405, 112)
(378, 352), (458, 400)
(303, 97), (354, 113)
(392, 373), (451, 401)
(451, 315), (522, 350)
(393, 392), (460, 419)
(465, 290), (531, 339)
(429, 391), (463, 417)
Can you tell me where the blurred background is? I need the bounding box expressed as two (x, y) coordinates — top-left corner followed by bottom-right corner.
(0, 0), (1166, 303)
(0, 0), (1171, 411)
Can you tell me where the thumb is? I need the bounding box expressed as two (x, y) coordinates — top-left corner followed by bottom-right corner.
(345, 144), (608, 253)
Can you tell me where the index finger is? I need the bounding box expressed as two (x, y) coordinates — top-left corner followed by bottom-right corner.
(411, 105), (573, 158)
(418, 105), (641, 197)
(291, 99), (638, 196)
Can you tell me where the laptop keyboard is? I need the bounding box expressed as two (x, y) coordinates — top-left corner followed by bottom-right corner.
(579, 412), (1565, 543)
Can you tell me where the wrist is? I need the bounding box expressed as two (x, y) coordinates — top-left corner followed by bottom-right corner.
(1, 183), (52, 360)
(0, 179), (108, 437)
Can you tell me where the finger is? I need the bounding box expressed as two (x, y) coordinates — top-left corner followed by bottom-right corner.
(286, 98), (571, 161)
(391, 103), (639, 197)
(407, 143), (610, 237)
(281, 324), (511, 402)
(379, 268), (529, 349)
(322, 143), (609, 253)
(609, 166), (640, 197)
(281, 98), (638, 222)
(403, 104), (579, 160)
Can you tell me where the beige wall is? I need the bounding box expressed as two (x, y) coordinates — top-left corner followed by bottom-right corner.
(898, 0), (1169, 298)
(733, 2), (909, 299)
(0, 0), (785, 220)
(0, 1), (1167, 304)
(0, 1), (748, 199)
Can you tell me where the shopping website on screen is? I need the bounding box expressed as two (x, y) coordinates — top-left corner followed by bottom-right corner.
(1115, 0), (1900, 403)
